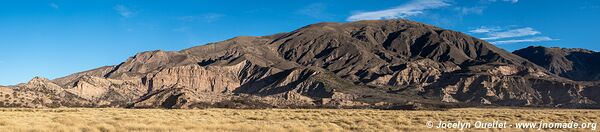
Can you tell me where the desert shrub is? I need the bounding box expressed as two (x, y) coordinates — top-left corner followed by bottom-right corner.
(45, 101), (63, 108)
(213, 99), (274, 109)
(187, 102), (212, 109)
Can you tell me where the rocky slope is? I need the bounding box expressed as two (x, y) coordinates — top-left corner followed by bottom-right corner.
(1, 19), (599, 109)
(514, 46), (600, 81)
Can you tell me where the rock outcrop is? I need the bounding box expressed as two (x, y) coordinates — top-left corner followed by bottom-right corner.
(1, 19), (599, 109)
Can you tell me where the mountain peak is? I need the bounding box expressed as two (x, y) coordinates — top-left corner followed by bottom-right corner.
(2, 20), (600, 109)
(28, 77), (50, 84)
(514, 46), (600, 81)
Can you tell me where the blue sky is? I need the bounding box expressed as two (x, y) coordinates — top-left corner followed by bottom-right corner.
(1, 0), (599, 85)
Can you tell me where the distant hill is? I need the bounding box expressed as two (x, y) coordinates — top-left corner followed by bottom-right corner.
(514, 46), (600, 81)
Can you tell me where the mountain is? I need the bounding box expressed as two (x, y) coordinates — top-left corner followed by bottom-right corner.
(1, 19), (599, 109)
(514, 46), (600, 81)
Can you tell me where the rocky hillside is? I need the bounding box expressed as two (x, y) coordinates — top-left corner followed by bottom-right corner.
(1, 19), (599, 109)
(514, 46), (600, 81)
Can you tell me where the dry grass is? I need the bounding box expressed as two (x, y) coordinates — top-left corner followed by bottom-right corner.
(0, 108), (598, 132)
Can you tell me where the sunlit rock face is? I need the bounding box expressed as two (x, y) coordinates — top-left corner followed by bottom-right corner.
(2, 19), (599, 109)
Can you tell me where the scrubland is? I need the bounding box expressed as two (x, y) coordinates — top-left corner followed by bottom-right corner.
(0, 108), (598, 131)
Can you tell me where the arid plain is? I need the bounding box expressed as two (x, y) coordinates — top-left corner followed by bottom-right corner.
(0, 108), (598, 131)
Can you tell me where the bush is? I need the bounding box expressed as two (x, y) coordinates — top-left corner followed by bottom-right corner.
(213, 99), (274, 109)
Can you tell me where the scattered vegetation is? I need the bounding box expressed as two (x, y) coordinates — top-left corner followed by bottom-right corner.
(0, 108), (597, 131)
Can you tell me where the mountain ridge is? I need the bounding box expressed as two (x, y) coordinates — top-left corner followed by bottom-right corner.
(1, 19), (599, 109)
(514, 46), (600, 81)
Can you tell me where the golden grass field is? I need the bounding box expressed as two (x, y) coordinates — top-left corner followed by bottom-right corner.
(0, 108), (598, 132)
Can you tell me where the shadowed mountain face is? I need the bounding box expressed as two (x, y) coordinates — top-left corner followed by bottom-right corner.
(1, 20), (599, 109)
(514, 46), (600, 81)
